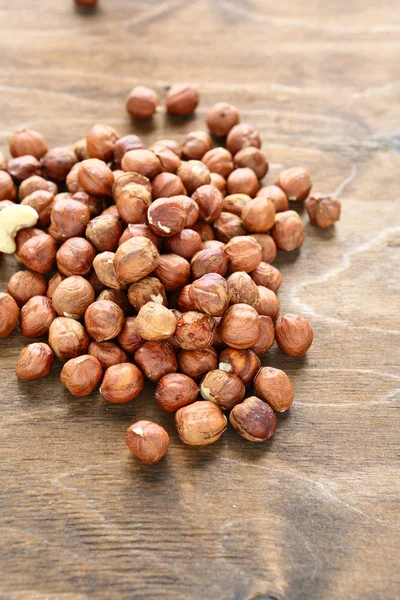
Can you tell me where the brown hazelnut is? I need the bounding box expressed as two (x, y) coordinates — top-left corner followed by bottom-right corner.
(72, 191), (103, 218)
(9, 128), (48, 159)
(250, 234), (277, 263)
(229, 396), (277, 442)
(121, 149), (161, 180)
(175, 311), (216, 350)
(219, 348), (261, 386)
(48, 198), (91, 242)
(191, 247), (228, 280)
(206, 102), (240, 137)
(42, 147), (78, 182)
(19, 295), (55, 338)
(153, 254), (191, 291)
(188, 273), (229, 317)
(7, 155), (41, 181)
(135, 302), (177, 341)
(88, 341), (128, 370)
(93, 251), (126, 290)
(276, 167), (312, 202)
(178, 347), (218, 380)
(152, 173), (186, 199)
(209, 173), (227, 196)
(114, 183), (152, 225)
(101, 205), (120, 218)
(150, 139), (182, 158)
(100, 363), (144, 403)
(98, 289), (131, 316)
(272, 210), (304, 251)
(113, 171), (152, 197)
(164, 229), (202, 260)
(166, 84), (199, 116)
(56, 237), (96, 277)
(15, 227), (45, 254)
(0, 293), (19, 338)
(86, 215), (123, 252)
(48, 317), (89, 360)
(113, 134), (145, 165)
(257, 185), (289, 213)
(114, 237), (159, 284)
(222, 193), (250, 217)
(233, 147), (268, 180)
(16, 342), (53, 380)
(46, 273), (65, 300)
(117, 316), (143, 353)
(118, 223), (161, 249)
(227, 271), (260, 307)
(126, 86), (160, 119)
(200, 370), (245, 411)
(202, 147), (234, 178)
(191, 221), (214, 242)
(84, 299), (124, 342)
(0, 171), (16, 201)
(256, 286), (280, 321)
(151, 145), (181, 174)
(241, 196), (275, 233)
(52, 276), (95, 319)
(61, 355), (103, 397)
(252, 315), (275, 356)
(275, 313), (313, 357)
(227, 167), (259, 197)
(202, 240), (225, 250)
(74, 138), (89, 161)
(155, 373), (199, 412)
(176, 196), (200, 228)
(306, 194), (341, 228)
(177, 160), (210, 195)
(87, 270), (105, 296)
(126, 421), (169, 464)
(78, 158), (114, 196)
(21, 190), (54, 227)
(192, 185), (223, 223)
(0, 151), (7, 170)
(213, 212), (246, 243)
(148, 197), (187, 237)
(175, 401), (227, 446)
(224, 235), (262, 273)
(251, 262), (282, 293)
(86, 124), (119, 162)
(135, 340), (177, 382)
(18, 233), (57, 274)
(128, 277), (167, 312)
(65, 162), (81, 193)
(219, 304), (261, 349)
(7, 270), (47, 307)
(226, 123), (261, 156)
(177, 285), (196, 312)
(254, 366), (294, 412)
(182, 131), (213, 161)
(19, 176), (57, 201)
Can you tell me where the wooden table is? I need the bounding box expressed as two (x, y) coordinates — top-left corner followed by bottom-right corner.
(1, 2), (399, 598)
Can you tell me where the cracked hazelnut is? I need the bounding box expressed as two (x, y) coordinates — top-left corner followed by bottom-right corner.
(118, 223), (161, 249)
(18, 232), (57, 274)
(252, 315), (275, 356)
(224, 236), (262, 273)
(175, 401), (227, 446)
(134, 341), (177, 382)
(234, 147), (268, 179)
(56, 237), (96, 277)
(242, 196), (276, 233)
(256, 286), (280, 321)
(191, 247), (228, 280)
(126, 420), (169, 464)
(126, 86), (160, 119)
(188, 273), (229, 316)
(16, 342), (53, 380)
(117, 316), (143, 353)
(182, 131), (213, 161)
(202, 147), (234, 178)
(52, 276), (95, 319)
(19, 295), (55, 338)
(114, 183), (152, 225)
(86, 215), (123, 252)
(128, 276), (167, 311)
(222, 193), (250, 217)
(227, 167), (259, 197)
(98, 289), (131, 316)
(177, 160), (210, 195)
(21, 190), (54, 227)
(151, 145), (181, 174)
(272, 210), (304, 251)
(135, 302), (177, 341)
(154, 254), (191, 291)
(275, 313), (313, 357)
(227, 271), (260, 307)
(93, 251), (126, 290)
(210, 173), (227, 196)
(10, 128), (48, 159)
(178, 347), (218, 380)
(155, 373), (199, 412)
(61, 355), (103, 397)
(219, 348), (261, 385)
(42, 147), (78, 182)
(48, 198), (91, 242)
(78, 158), (114, 196)
(86, 124), (119, 162)
(165, 229), (202, 260)
(121, 149), (161, 180)
(306, 194), (341, 228)
(7, 155), (41, 181)
(113, 134), (145, 165)
(0, 171), (16, 201)
(276, 167), (312, 202)
(100, 363), (144, 404)
(251, 262), (282, 293)
(175, 311), (216, 350)
(192, 185), (223, 223)
(229, 396), (277, 442)
(114, 237), (159, 284)
(152, 173), (186, 199)
(7, 270), (47, 306)
(257, 185), (289, 213)
(0, 293), (19, 338)
(19, 176), (57, 201)
(46, 273), (65, 300)
(206, 102), (240, 137)
(226, 123), (261, 156)
(254, 366), (294, 412)
(200, 370), (245, 411)
(84, 299), (124, 342)
(250, 234), (277, 264)
(48, 317), (89, 360)
(213, 212), (246, 243)
(219, 304), (261, 349)
(148, 197), (187, 237)
(166, 84), (199, 116)
(88, 341), (128, 370)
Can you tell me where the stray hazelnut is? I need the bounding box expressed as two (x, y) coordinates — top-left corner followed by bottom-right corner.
(191, 247), (228, 280)
(175, 311), (216, 350)
(252, 315), (275, 356)
(114, 237), (159, 284)
(272, 210), (305, 251)
(192, 185), (223, 222)
(188, 273), (229, 316)
(200, 370), (245, 411)
(74, 138), (89, 161)
(128, 276), (167, 311)
(126, 421), (169, 465)
(0, 171), (16, 201)
(227, 167), (259, 197)
(209, 173), (227, 196)
(219, 304), (261, 349)
(164, 229), (202, 260)
(206, 102), (240, 137)
(150, 138), (182, 157)
(224, 236), (262, 272)
(155, 373), (199, 412)
(86, 124), (119, 163)
(7, 270), (47, 307)
(118, 223), (161, 249)
(113, 134), (145, 165)
(48, 198), (91, 242)
(257, 185), (289, 213)
(135, 302), (177, 341)
(241, 196), (276, 233)
(256, 286), (280, 321)
(117, 316), (143, 353)
(254, 366), (294, 412)
(100, 363), (144, 403)
(219, 348), (261, 385)
(46, 273), (65, 300)
(174, 196), (199, 228)
(175, 401), (227, 446)
(84, 299), (125, 342)
(16, 342), (53, 380)
(191, 221), (214, 242)
(21, 190), (54, 227)
(42, 147), (78, 182)
(134, 341), (177, 382)
(305, 194), (341, 228)
(275, 313), (313, 357)
(153, 254), (191, 291)
(114, 183), (152, 225)
(48, 317), (89, 360)
(250, 234), (277, 264)
(229, 396), (277, 442)
(56, 237), (96, 277)
(1, 206), (40, 256)
(98, 289), (131, 316)
(121, 149), (161, 180)
(227, 271), (260, 308)
(0, 293), (19, 338)
(18, 233), (57, 274)
(182, 131), (213, 161)
(251, 262), (282, 293)
(93, 251), (126, 290)
(222, 193), (250, 217)
(60, 355), (103, 397)
(148, 197), (187, 237)
(276, 167), (312, 202)
(151, 145), (181, 174)
(226, 123), (261, 156)
(166, 84), (199, 116)
(178, 347), (218, 380)
(19, 295), (55, 338)
(86, 215), (123, 252)
(234, 147), (268, 179)
(177, 160), (210, 195)
(152, 173), (186, 199)
(78, 158), (114, 196)
(88, 341), (128, 370)
(52, 276), (95, 319)
(9, 128), (48, 159)
(126, 86), (160, 119)
(202, 147), (234, 178)
(19, 176), (58, 201)
(213, 212), (246, 243)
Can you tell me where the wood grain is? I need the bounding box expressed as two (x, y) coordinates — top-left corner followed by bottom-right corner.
(1, 1), (400, 598)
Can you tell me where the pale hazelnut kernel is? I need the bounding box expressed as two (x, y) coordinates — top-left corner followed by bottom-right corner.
(229, 396), (277, 442)
(0, 204), (39, 254)
(219, 304), (261, 350)
(175, 401), (227, 446)
(60, 355), (103, 397)
(126, 421), (169, 464)
(155, 373), (199, 412)
(100, 363), (144, 404)
(200, 369), (245, 411)
(254, 366), (294, 412)
(16, 342), (53, 380)
(275, 313), (313, 357)
(135, 302), (177, 341)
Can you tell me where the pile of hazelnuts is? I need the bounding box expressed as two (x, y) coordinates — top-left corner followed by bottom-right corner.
(0, 83), (341, 465)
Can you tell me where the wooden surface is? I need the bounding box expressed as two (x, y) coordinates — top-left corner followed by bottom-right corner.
(1, 1), (400, 599)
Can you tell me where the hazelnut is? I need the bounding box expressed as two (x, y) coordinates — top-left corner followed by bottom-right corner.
(150, 138), (182, 158)
(61, 355), (103, 397)
(113, 134), (145, 165)
(227, 271), (260, 307)
(128, 276), (167, 311)
(86, 124), (119, 162)
(86, 215), (123, 252)
(46, 273), (65, 300)
(98, 289), (131, 316)
(19, 295), (55, 338)
(192, 185), (223, 222)
(7, 270), (47, 307)
(113, 171), (152, 198)
(114, 237), (159, 284)
(66, 162), (81, 193)
(165, 84), (199, 116)
(272, 210), (305, 251)
(93, 251), (126, 290)
(251, 263), (282, 293)
(256, 286), (280, 321)
(257, 185), (289, 213)
(0, 293), (19, 338)
(275, 313), (313, 357)
(153, 254), (191, 291)
(114, 183), (152, 225)
(126, 86), (160, 119)
(224, 236), (262, 272)
(0, 171), (16, 201)
(229, 396), (277, 442)
(209, 173), (227, 196)
(48, 198), (91, 242)
(148, 197), (187, 237)
(84, 299), (125, 342)
(191, 221), (214, 242)
(18, 233), (57, 274)
(0, 151), (7, 170)
(176, 196), (200, 228)
(78, 158), (114, 196)
(177, 160), (210, 195)
(219, 304), (261, 349)
(222, 193), (250, 217)
(21, 190), (54, 227)
(56, 237), (96, 277)
(72, 191), (103, 218)
(226, 123), (261, 156)
(178, 347), (218, 380)
(135, 302), (177, 341)
(276, 167), (312, 202)
(254, 366), (294, 412)
(175, 401), (227, 446)
(87, 270), (105, 296)
(7, 155), (41, 182)
(42, 147), (78, 181)
(118, 223), (161, 249)
(188, 273), (229, 316)
(117, 316), (143, 353)
(126, 421), (169, 464)
(219, 348), (261, 385)
(88, 341), (128, 370)
(241, 196), (276, 233)
(151, 145), (181, 174)
(202, 240), (225, 250)
(19, 176), (57, 201)
(305, 194), (341, 228)
(101, 205), (120, 218)
(234, 147), (268, 179)
(48, 317), (89, 360)
(175, 311), (216, 350)
(182, 131), (213, 161)
(15, 227), (44, 254)
(9, 128), (48, 159)
(250, 234), (277, 264)
(227, 167), (259, 197)
(74, 138), (89, 161)
(164, 229), (202, 260)
(252, 315), (275, 356)
(100, 363), (144, 404)
(52, 276), (95, 319)
(121, 149), (161, 180)
(206, 102), (240, 137)
(134, 341), (177, 382)
(200, 370), (245, 411)
(191, 247), (228, 280)
(155, 373), (199, 412)
(213, 212), (246, 243)
(16, 342), (53, 380)
(202, 147), (234, 178)
(152, 173), (186, 199)
(177, 285), (196, 312)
